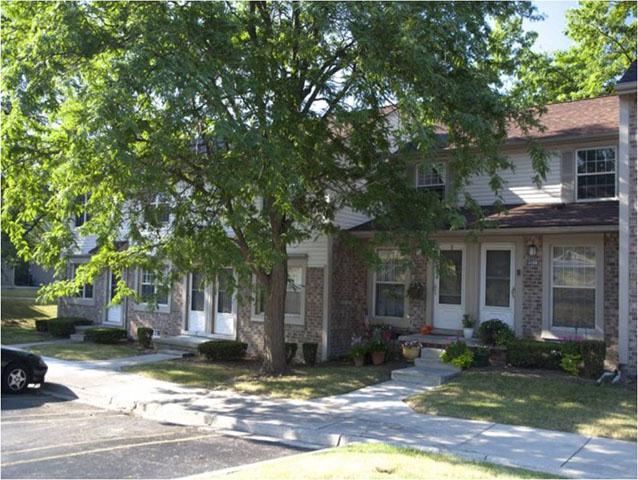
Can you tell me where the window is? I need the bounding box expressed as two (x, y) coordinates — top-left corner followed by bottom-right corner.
(71, 263), (93, 299)
(439, 250), (463, 305)
(190, 273), (205, 312)
(139, 268), (169, 306)
(217, 269), (233, 314)
(551, 246), (596, 329)
(150, 194), (170, 224)
(75, 194), (91, 227)
(416, 164), (445, 197)
(576, 147), (616, 200)
(253, 262), (306, 319)
(374, 250), (407, 318)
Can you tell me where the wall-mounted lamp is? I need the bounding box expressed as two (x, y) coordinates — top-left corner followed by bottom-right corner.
(527, 244), (538, 257)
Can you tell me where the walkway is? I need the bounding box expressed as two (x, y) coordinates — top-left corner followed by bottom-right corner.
(38, 356), (636, 479)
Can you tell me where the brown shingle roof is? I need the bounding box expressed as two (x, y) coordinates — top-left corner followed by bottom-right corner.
(506, 96), (619, 143)
(349, 201), (618, 232)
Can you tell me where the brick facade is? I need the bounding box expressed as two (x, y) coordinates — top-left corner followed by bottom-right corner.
(57, 272), (107, 323)
(522, 234), (543, 338)
(604, 233), (619, 364)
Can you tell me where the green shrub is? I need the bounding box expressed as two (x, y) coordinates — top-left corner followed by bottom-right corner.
(579, 340), (606, 379)
(451, 350), (474, 369)
(471, 347), (490, 367)
(285, 342), (298, 365)
(43, 317), (93, 338)
(441, 340), (469, 364)
(560, 353), (582, 376)
(347, 343), (368, 359)
(198, 340), (248, 361)
(303, 342), (318, 366)
(367, 339), (388, 353)
(84, 327), (128, 344)
(478, 319), (514, 346)
(506, 340), (562, 370)
(137, 327), (154, 349)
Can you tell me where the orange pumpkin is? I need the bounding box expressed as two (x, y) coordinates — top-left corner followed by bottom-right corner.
(420, 325), (433, 335)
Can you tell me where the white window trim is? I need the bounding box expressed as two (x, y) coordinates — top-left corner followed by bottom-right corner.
(372, 249), (409, 321)
(542, 235), (604, 339)
(69, 261), (94, 305)
(574, 146), (618, 202)
(150, 194), (171, 225)
(415, 163), (446, 190)
(251, 259), (307, 326)
(134, 267), (171, 313)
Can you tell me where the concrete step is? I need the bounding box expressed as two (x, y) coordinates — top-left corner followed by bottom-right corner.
(153, 335), (212, 353)
(419, 347), (444, 360)
(69, 333), (85, 342)
(414, 358), (461, 373)
(390, 367), (459, 386)
(74, 325), (95, 333)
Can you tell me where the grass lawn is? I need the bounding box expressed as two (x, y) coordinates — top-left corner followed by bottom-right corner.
(220, 443), (553, 480)
(125, 358), (405, 399)
(1, 292), (57, 344)
(27, 342), (146, 361)
(407, 370), (637, 442)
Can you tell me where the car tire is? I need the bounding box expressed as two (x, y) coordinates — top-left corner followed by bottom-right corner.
(2, 362), (30, 394)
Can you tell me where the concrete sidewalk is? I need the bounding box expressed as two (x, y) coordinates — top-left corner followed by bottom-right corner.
(40, 356), (636, 479)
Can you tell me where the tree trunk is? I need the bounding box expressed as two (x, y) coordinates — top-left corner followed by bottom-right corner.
(262, 257), (288, 374)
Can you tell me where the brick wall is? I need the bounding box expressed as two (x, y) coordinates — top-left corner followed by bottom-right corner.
(57, 271), (107, 323)
(329, 236), (368, 358)
(237, 267), (324, 361)
(628, 93), (637, 376)
(604, 233), (619, 365)
(521, 234), (543, 338)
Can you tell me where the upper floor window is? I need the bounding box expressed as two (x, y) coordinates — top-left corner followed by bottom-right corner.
(139, 268), (169, 306)
(150, 194), (170, 225)
(576, 147), (616, 200)
(416, 164), (445, 197)
(71, 263), (93, 299)
(75, 194), (91, 227)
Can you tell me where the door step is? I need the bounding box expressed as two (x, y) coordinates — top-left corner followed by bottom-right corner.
(391, 367), (459, 386)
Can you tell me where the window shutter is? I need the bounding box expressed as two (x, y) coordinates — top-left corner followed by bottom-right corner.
(560, 150), (575, 203)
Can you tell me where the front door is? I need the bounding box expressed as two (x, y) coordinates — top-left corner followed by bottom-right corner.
(479, 244), (516, 328)
(187, 273), (207, 335)
(213, 269), (236, 337)
(433, 244), (465, 330)
(106, 271), (123, 325)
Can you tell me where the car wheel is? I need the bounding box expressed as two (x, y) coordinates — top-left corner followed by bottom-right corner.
(3, 362), (30, 393)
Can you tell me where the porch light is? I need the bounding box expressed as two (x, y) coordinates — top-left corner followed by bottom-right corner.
(527, 244), (537, 257)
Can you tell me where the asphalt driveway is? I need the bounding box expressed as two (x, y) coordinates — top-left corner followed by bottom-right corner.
(1, 390), (309, 479)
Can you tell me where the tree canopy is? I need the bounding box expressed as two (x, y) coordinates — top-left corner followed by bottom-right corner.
(2, 1), (545, 372)
(518, 0), (636, 103)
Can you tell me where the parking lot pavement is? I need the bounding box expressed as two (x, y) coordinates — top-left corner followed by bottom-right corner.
(1, 390), (310, 479)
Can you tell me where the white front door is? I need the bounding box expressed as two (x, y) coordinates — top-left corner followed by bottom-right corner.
(433, 244), (466, 330)
(479, 244), (516, 328)
(213, 269), (236, 337)
(187, 273), (207, 335)
(106, 271), (123, 325)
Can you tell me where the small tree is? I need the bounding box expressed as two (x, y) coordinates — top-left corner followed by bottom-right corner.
(2, 1), (546, 374)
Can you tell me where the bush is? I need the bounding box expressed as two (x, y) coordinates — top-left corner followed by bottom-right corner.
(84, 327), (128, 344)
(42, 317), (93, 337)
(471, 347), (490, 367)
(451, 350), (474, 369)
(302, 342), (318, 366)
(137, 327), (154, 349)
(506, 340), (562, 370)
(440, 340), (468, 363)
(579, 340), (606, 379)
(561, 353), (582, 376)
(348, 342), (368, 359)
(367, 339), (388, 353)
(285, 342), (298, 365)
(198, 340), (247, 361)
(478, 319), (514, 346)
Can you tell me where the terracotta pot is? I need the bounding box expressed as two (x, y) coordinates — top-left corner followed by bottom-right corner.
(402, 345), (421, 361)
(353, 355), (364, 367)
(371, 350), (386, 365)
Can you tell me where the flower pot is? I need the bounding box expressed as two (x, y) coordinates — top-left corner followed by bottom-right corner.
(353, 355), (364, 367)
(402, 345), (421, 361)
(371, 350), (386, 365)
(463, 328), (474, 339)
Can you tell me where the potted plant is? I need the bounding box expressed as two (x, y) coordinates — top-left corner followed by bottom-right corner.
(462, 314), (474, 339)
(368, 339), (388, 365)
(401, 340), (421, 361)
(348, 343), (368, 367)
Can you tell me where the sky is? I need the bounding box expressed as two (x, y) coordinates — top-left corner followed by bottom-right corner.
(526, 0), (578, 53)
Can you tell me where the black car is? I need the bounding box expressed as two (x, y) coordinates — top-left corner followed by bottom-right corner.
(1, 348), (48, 393)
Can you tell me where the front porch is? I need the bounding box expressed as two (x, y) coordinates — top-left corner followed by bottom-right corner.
(153, 334), (214, 353)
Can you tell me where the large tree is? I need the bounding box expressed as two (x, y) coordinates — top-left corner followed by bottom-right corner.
(2, 1), (545, 373)
(518, 0), (636, 103)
